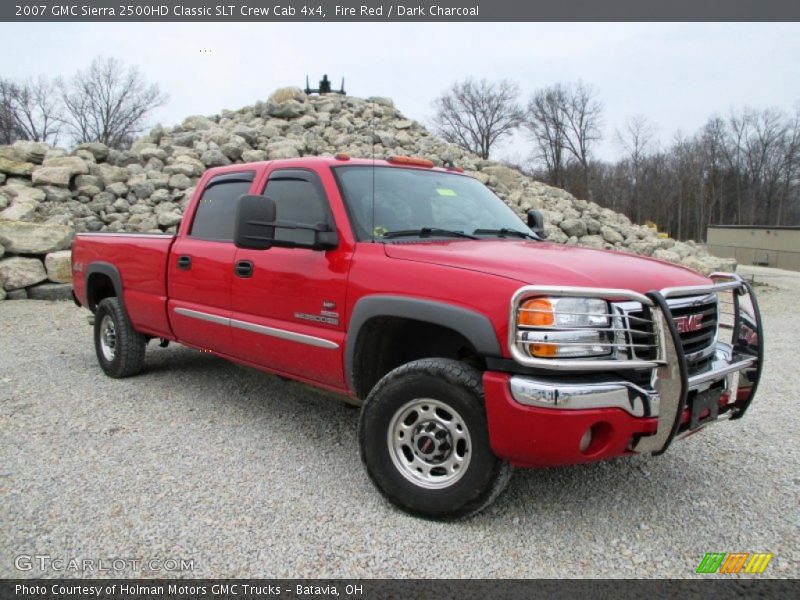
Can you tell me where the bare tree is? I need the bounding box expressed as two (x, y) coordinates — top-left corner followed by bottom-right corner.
(615, 114), (656, 222)
(525, 84), (568, 188)
(561, 82), (603, 199)
(0, 76), (62, 144)
(60, 56), (168, 149)
(433, 79), (524, 159)
(0, 79), (21, 144)
(589, 104), (800, 240)
(524, 81), (603, 198)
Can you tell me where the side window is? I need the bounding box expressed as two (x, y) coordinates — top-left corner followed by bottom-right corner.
(264, 170), (330, 245)
(189, 173), (254, 241)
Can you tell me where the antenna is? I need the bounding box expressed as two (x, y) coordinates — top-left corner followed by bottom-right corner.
(371, 114), (376, 243)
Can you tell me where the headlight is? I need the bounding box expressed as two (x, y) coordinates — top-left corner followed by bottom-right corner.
(517, 297), (612, 358)
(518, 297), (610, 328)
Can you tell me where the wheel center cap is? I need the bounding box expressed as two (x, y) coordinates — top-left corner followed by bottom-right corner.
(417, 435), (435, 455)
(412, 421), (452, 463)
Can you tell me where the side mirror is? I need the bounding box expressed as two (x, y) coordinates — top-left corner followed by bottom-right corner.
(527, 209), (545, 238)
(234, 194), (339, 251)
(234, 194), (277, 250)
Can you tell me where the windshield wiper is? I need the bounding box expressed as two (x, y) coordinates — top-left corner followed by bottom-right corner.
(383, 228), (479, 240)
(473, 228), (539, 240)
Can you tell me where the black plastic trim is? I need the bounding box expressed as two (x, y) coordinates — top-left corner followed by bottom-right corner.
(85, 262), (124, 314)
(204, 171), (255, 188)
(345, 296), (501, 391)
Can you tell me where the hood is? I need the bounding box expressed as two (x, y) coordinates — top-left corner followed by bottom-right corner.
(383, 240), (710, 291)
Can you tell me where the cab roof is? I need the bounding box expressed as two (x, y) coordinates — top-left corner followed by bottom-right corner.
(203, 155), (469, 178)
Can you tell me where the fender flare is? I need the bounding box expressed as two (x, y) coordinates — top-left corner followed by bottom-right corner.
(85, 262), (124, 313)
(345, 295), (502, 391)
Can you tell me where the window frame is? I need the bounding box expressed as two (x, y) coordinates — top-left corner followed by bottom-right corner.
(188, 170), (256, 243)
(259, 168), (337, 244)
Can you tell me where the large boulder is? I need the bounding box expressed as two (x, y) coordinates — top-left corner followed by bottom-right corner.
(0, 221), (74, 254)
(200, 148), (231, 167)
(268, 87), (307, 104)
(0, 202), (37, 221)
(2, 184), (46, 204)
(76, 142), (110, 162)
(31, 167), (72, 187)
(559, 218), (588, 238)
(0, 256), (47, 290)
(11, 141), (50, 164)
(42, 155), (90, 176)
(265, 99), (307, 119)
(28, 282), (73, 301)
(44, 250), (72, 283)
(0, 157), (35, 177)
(88, 163), (128, 184)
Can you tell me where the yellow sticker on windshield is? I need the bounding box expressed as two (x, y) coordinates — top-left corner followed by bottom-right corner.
(436, 188), (457, 197)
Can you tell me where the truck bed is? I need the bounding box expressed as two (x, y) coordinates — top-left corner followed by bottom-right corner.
(72, 232), (176, 338)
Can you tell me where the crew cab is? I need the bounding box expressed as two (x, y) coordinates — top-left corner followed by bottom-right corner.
(71, 155), (764, 518)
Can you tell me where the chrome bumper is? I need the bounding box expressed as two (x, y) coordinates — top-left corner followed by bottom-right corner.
(507, 273), (764, 455)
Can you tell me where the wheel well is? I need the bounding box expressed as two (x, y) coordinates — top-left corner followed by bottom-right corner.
(352, 316), (484, 399)
(86, 273), (116, 312)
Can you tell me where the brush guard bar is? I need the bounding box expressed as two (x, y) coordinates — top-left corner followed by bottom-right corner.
(508, 273), (764, 455)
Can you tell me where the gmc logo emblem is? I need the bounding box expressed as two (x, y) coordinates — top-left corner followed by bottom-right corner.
(674, 313), (704, 333)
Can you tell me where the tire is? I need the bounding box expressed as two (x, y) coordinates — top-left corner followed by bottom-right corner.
(94, 297), (147, 378)
(359, 358), (511, 519)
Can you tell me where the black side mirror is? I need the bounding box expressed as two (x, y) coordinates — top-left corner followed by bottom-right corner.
(235, 194), (277, 250)
(527, 209), (545, 238)
(234, 194), (339, 251)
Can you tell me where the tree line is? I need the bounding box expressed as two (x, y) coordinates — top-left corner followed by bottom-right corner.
(1, 56), (167, 149)
(433, 79), (800, 239)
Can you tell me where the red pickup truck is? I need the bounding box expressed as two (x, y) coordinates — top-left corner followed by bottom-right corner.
(71, 155), (764, 519)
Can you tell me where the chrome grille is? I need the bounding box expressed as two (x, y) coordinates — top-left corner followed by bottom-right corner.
(620, 305), (657, 361)
(618, 294), (718, 365)
(668, 295), (718, 356)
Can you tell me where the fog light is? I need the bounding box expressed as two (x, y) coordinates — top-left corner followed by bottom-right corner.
(579, 428), (593, 452)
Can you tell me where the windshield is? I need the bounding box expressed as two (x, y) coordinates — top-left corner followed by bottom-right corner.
(333, 166), (534, 241)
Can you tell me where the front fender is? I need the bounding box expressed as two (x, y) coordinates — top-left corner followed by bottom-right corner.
(345, 295), (502, 391)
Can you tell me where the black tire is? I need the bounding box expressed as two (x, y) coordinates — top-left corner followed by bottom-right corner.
(94, 297), (147, 378)
(359, 358), (511, 519)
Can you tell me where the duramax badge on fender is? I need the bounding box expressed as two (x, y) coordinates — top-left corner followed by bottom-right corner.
(71, 155), (764, 519)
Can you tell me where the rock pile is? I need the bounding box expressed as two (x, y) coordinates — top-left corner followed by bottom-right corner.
(0, 87), (734, 300)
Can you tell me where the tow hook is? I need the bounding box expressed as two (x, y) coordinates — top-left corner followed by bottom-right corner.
(159, 339), (170, 348)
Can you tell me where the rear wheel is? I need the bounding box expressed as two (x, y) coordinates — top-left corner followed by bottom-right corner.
(94, 297), (146, 378)
(359, 358), (511, 519)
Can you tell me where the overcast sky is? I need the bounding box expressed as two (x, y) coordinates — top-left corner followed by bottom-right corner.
(1, 22), (798, 161)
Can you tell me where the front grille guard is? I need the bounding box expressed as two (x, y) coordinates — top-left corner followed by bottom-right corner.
(508, 272), (764, 455)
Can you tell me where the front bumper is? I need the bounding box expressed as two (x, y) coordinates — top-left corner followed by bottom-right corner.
(485, 273), (764, 466)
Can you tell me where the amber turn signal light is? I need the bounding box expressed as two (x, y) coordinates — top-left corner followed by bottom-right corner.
(518, 298), (554, 327)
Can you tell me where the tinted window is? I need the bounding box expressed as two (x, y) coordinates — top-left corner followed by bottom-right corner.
(190, 174), (254, 241)
(265, 172), (329, 245)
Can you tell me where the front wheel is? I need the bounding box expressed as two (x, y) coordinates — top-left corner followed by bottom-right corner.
(359, 358), (511, 519)
(94, 297), (147, 378)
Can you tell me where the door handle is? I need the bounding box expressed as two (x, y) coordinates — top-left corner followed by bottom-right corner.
(176, 255), (192, 270)
(235, 260), (254, 278)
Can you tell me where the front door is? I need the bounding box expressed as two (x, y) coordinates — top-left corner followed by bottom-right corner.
(231, 168), (351, 388)
(167, 171), (256, 356)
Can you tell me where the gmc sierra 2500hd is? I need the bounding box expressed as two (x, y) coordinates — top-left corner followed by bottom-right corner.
(71, 155), (764, 519)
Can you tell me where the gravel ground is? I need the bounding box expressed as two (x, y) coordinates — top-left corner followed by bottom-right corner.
(0, 264), (797, 579)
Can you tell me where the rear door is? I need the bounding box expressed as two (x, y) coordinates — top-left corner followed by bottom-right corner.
(230, 167), (352, 387)
(167, 171), (256, 356)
